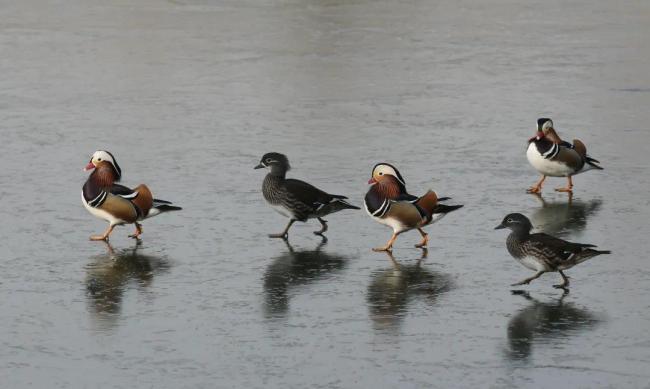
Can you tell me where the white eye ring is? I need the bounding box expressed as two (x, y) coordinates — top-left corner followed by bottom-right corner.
(507, 218), (513, 223)
(265, 158), (272, 163)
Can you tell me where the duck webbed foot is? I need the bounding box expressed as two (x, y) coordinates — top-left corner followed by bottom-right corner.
(554, 176), (574, 193)
(90, 225), (115, 241)
(511, 271), (544, 286)
(128, 222), (143, 239)
(414, 228), (428, 248)
(269, 219), (295, 239)
(553, 270), (570, 289)
(373, 233), (397, 252)
(526, 175), (546, 194)
(313, 217), (328, 236)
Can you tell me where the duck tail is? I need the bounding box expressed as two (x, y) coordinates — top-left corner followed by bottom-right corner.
(334, 198), (360, 210)
(571, 248), (610, 266)
(318, 197), (360, 215)
(146, 197), (182, 218)
(585, 156), (604, 170)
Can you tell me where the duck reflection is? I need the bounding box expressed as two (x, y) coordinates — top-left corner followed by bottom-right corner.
(263, 237), (347, 318)
(529, 193), (602, 237)
(86, 241), (170, 330)
(367, 250), (453, 332)
(505, 290), (601, 361)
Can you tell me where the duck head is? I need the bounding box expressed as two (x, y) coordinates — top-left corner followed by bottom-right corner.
(368, 163), (408, 194)
(495, 213), (533, 234)
(530, 118), (562, 143)
(84, 150), (121, 181)
(254, 152), (291, 176)
(529, 118), (553, 142)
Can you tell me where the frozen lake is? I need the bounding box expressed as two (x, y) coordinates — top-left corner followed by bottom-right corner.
(1, 0), (650, 387)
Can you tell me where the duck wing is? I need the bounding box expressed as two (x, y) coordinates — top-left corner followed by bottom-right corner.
(527, 233), (597, 267)
(109, 183), (139, 199)
(283, 178), (360, 213)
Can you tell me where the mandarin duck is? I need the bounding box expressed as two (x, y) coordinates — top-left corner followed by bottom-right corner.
(495, 213), (610, 289)
(254, 152), (360, 239)
(526, 118), (603, 193)
(364, 163), (463, 252)
(82, 150), (181, 241)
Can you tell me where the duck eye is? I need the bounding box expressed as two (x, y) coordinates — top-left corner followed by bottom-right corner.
(265, 158), (272, 163)
(97, 158), (102, 161)
(507, 218), (513, 223)
(379, 172), (383, 175)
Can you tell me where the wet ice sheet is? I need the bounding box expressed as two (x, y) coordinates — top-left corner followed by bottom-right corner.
(1, 0), (650, 387)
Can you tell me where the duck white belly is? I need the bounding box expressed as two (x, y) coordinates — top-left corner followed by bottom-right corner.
(515, 255), (549, 272)
(81, 191), (124, 226)
(270, 203), (294, 219)
(526, 143), (574, 177)
(365, 203), (413, 234)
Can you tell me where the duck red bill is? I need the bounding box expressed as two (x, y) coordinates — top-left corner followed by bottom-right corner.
(368, 178), (376, 184)
(84, 162), (95, 171)
(529, 131), (544, 142)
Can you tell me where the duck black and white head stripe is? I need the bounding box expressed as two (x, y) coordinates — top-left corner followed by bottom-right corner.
(537, 118), (553, 132)
(371, 163), (406, 187)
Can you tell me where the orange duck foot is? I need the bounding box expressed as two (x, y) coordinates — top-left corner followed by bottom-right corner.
(90, 225), (114, 241)
(414, 234), (428, 248)
(129, 222), (143, 239)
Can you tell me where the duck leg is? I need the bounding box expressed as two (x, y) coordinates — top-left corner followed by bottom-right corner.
(269, 219), (295, 239)
(90, 224), (115, 241)
(373, 233), (398, 252)
(553, 270), (570, 289)
(555, 176), (573, 192)
(527, 175), (546, 194)
(128, 222), (143, 239)
(414, 228), (429, 248)
(511, 271), (545, 286)
(313, 217), (328, 236)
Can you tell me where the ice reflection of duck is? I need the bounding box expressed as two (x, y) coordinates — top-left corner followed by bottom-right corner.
(367, 250), (453, 332)
(505, 290), (601, 361)
(86, 241), (170, 330)
(263, 237), (347, 318)
(529, 193), (602, 238)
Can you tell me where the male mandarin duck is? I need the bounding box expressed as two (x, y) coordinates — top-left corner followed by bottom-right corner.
(364, 163), (463, 252)
(255, 152), (360, 239)
(82, 150), (181, 241)
(495, 213), (610, 289)
(526, 118), (603, 193)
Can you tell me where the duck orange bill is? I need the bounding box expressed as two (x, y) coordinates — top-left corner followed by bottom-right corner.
(84, 162), (95, 171)
(368, 178), (377, 184)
